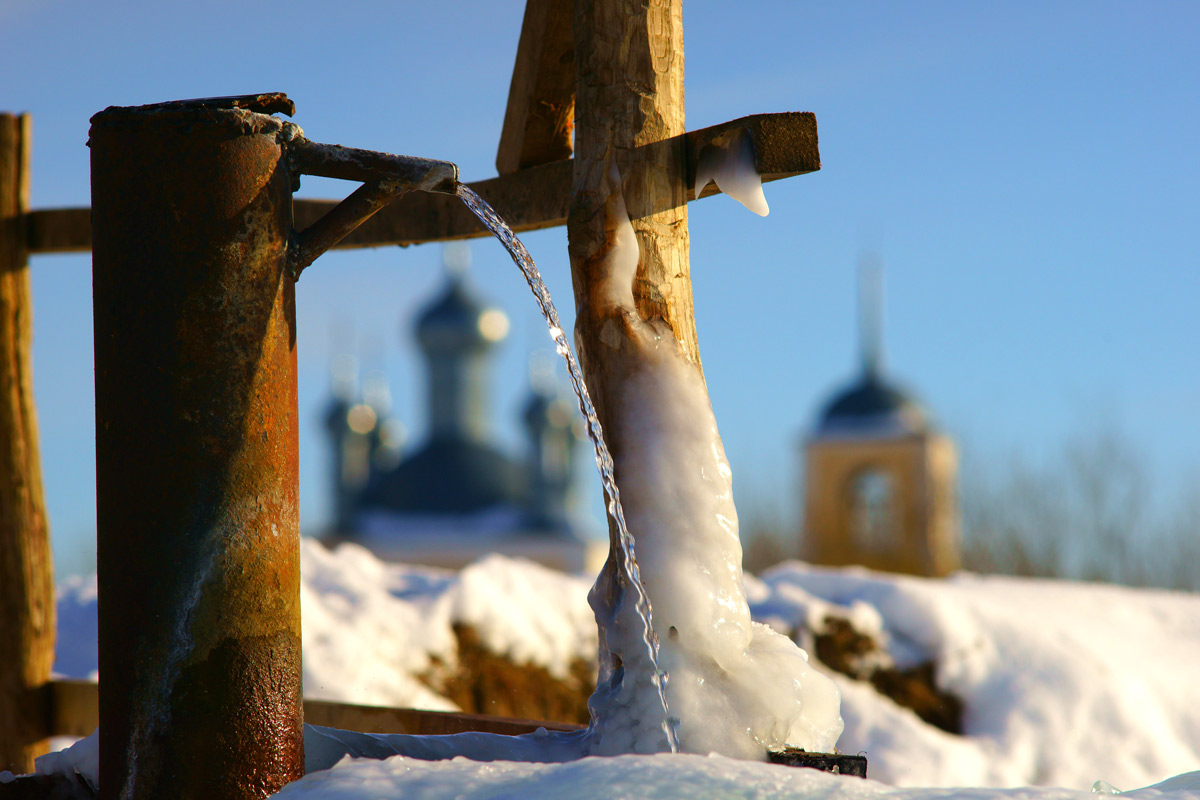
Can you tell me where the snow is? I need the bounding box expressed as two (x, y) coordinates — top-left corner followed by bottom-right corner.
(297, 537), (459, 710)
(32, 729), (99, 791)
(55, 539), (597, 711)
(50, 542), (1200, 796)
(449, 552), (596, 681)
(752, 564), (1200, 788)
(300, 539), (600, 706)
(275, 753), (1200, 800)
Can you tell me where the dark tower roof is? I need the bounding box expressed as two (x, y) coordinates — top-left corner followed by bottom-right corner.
(815, 373), (927, 437)
(812, 258), (930, 438)
(358, 255), (523, 517)
(415, 276), (495, 354)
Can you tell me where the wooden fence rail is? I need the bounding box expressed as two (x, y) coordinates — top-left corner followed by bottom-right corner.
(48, 679), (583, 740)
(24, 112), (818, 256)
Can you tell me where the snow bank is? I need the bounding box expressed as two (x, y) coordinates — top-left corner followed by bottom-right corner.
(31, 728), (99, 790)
(299, 538), (458, 709)
(753, 563), (1200, 789)
(53, 545), (1200, 790)
(55, 538), (597, 712)
(276, 752), (1200, 800)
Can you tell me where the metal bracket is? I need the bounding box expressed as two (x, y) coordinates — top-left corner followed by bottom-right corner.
(286, 132), (459, 279)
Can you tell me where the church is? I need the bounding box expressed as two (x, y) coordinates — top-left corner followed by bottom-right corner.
(322, 246), (607, 574)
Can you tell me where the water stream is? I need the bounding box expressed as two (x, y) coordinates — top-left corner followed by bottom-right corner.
(456, 183), (680, 753)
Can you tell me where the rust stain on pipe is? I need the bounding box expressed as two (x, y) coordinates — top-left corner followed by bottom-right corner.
(90, 98), (303, 799)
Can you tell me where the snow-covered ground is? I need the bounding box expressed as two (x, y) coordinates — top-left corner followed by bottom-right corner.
(47, 538), (1200, 797)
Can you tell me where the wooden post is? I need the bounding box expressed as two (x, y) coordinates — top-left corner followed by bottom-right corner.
(567, 0), (699, 688)
(570, 0), (699, 373)
(0, 112), (55, 774)
(496, 0), (576, 174)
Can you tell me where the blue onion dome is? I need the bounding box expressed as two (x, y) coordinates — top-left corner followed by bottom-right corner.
(816, 372), (928, 437)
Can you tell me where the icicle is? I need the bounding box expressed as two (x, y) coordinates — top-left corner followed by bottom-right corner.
(693, 129), (770, 217)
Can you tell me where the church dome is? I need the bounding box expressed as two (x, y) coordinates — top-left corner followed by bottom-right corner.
(815, 372), (928, 438)
(415, 276), (509, 354)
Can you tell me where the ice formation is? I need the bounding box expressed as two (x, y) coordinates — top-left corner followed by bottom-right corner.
(581, 179), (841, 758)
(693, 129), (770, 216)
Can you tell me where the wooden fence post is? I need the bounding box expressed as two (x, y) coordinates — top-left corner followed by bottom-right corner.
(0, 112), (55, 774)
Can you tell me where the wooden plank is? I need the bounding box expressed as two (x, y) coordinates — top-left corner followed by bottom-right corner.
(495, 0), (576, 175)
(24, 112), (818, 255)
(47, 680), (584, 739)
(49, 681), (97, 739)
(304, 699), (584, 736)
(564, 0), (698, 734)
(0, 112), (55, 775)
(26, 208), (91, 254)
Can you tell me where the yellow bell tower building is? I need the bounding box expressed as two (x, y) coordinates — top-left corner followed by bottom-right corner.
(801, 265), (959, 577)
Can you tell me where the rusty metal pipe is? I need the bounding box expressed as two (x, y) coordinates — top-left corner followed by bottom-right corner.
(288, 135), (458, 194)
(90, 98), (303, 799)
(290, 180), (410, 278)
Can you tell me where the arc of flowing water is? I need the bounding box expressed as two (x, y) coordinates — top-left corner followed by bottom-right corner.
(456, 183), (680, 753)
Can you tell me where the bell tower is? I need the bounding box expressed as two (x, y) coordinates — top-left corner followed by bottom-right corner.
(801, 262), (959, 577)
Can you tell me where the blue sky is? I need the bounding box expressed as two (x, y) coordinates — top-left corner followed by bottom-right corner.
(3, 1), (1198, 576)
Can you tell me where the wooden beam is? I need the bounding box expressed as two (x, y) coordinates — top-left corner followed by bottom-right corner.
(24, 112), (818, 255)
(564, 0), (692, 744)
(569, 0), (697, 362)
(496, 0), (576, 175)
(304, 700), (585, 737)
(0, 112), (55, 775)
(26, 208), (92, 254)
(49, 680), (96, 738)
(47, 680), (584, 739)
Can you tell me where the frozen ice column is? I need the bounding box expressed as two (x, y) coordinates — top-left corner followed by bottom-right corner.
(585, 172), (843, 759)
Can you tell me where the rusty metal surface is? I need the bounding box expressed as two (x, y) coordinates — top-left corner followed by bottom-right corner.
(90, 99), (303, 799)
(288, 134), (458, 194)
(127, 92), (295, 117)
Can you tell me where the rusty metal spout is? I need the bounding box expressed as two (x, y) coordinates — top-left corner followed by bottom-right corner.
(287, 135), (458, 195)
(286, 134), (459, 278)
